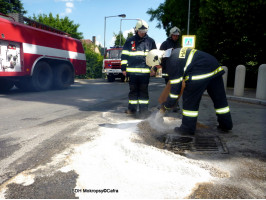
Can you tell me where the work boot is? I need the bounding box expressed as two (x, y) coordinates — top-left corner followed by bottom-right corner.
(174, 127), (195, 136)
(138, 110), (151, 119)
(217, 125), (231, 133)
(125, 109), (136, 115)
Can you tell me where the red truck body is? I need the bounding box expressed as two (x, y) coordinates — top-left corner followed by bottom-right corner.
(102, 47), (125, 82)
(0, 13), (86, 92)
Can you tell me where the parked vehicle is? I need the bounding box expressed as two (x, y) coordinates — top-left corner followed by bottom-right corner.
(102, 47), (125, 82)
(0, 13), (86, 92)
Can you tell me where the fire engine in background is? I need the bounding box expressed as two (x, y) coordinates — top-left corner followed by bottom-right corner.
(102, 46), (125, 82)
(0, 13), (86, 92)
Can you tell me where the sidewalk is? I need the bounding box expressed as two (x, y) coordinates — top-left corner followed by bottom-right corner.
(205, 87), (266, 106)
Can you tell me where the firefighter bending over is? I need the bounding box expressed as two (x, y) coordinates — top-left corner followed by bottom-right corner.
(146, 48), (233, 136)
(121, 19), (157, 117)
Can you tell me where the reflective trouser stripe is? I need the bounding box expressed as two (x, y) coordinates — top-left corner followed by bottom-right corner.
(138, 100), (149, 104)
(183, 109), (198, 117)
(162, 73), (168, 77)
(169, 93), (178, 99)
(216, 106), (230, 114)
(129, 100), (138, 104)
(129, 100), (149, 104)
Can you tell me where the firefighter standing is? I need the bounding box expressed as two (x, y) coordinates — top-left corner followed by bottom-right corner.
(122, 20), (157, 116)
(160, 26), (181, 84)
(159, 26), (181, 112)
(146, 48), (233, 136)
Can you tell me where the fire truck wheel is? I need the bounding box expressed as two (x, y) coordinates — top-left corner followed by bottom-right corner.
(32, 61), (53, 91)
(0, 78), (14, 92)
(107, 75), (115, 82)
(53, 63), (73, 89)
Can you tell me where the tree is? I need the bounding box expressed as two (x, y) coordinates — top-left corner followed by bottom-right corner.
(147, 0), (200, 37)
(197, 0), (266, 67)
(0, 0), (26, 14)
(113, 31), (134, 46)
(31, 13), (83, 39)
(114, 31), (126, 47)
(77, 42), (103, 79)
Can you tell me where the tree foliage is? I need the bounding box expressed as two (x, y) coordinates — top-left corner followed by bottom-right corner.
(114, 31), (126, 47)
(77, 42), (103, 79)
(0, 0), (26, 14)
(147, 0), (200, 36)
(147, 0), (266, 72)
(31, 13), (83, 39)
(197, 0), (266, 68)
(113, 31), (134, 46)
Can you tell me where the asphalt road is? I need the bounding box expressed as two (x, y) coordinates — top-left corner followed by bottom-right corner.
(0, 78), (165, 198)
(0, 78), (265, 198)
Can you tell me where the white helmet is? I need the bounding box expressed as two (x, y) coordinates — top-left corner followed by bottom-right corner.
(169, 26), (180, 37)
(146, 49), (165, 67)
(135, 20), (149, 33)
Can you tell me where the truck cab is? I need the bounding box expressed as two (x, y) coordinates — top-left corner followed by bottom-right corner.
(102, 47), (125, 82)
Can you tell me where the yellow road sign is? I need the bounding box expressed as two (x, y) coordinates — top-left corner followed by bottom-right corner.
(182, 35), (196, 48)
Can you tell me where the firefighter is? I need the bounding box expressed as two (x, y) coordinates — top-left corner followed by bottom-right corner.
(146, 48), (233, 136)
(160, 26), (181, 84)
(159, 26), (181, 112)
(121, 19), (157, 117)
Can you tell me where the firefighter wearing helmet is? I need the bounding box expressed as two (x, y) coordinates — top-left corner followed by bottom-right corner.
(121, 19), (157, 117)
(146, 48), (233, 136)
(159, 26), (182, 112)
(160, 26), (181, 82)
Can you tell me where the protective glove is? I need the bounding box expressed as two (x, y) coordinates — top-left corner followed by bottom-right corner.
(159, 104), (166, 114)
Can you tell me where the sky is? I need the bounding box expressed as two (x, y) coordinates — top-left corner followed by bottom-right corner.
(21, 0), (167, 49)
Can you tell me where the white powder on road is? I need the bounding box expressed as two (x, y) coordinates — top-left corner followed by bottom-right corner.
(61, 118), (212, 199)
(0, 113), (213, 199)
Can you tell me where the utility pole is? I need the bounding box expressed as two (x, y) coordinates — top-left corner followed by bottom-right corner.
(187, 0), (191, 35)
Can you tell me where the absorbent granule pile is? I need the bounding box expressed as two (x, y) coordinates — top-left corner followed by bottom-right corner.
(60, 119), (212, 199)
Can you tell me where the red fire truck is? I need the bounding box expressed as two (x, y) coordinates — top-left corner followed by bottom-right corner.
(0, 13), (86, 92)
(102, 47), (125, 82)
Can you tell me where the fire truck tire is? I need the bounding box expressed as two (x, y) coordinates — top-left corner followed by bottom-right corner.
(0, 78), (14, 92)
(107, 75), (115, 82)
(53, 63), (73, 89)
(32, 61), (53, 91)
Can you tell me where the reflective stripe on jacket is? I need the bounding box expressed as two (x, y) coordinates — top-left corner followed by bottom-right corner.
(121, 34), (157, 76)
